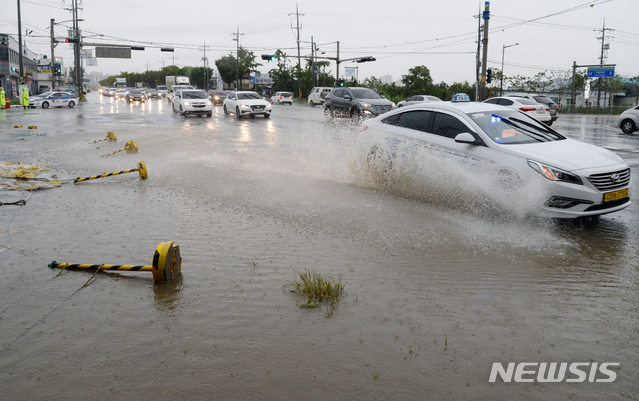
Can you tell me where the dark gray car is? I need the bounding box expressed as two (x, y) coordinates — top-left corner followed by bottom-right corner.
(324, 87), (395, 120)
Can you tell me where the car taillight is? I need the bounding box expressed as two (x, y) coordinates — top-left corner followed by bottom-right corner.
(519, 107), (536, 112)
(546, 108), (550, 112)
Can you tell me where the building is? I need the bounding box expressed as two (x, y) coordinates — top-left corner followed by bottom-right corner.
(0, 33), (39, 97)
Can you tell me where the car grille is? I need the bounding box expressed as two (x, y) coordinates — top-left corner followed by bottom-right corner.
(193, 104), (205, 108)
(251, 105), (265, 111)
(374, 105), (392, 112)
(588, 168), (630, 191)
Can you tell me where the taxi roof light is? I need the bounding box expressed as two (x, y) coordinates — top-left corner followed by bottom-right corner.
(451, 93), (471, 102)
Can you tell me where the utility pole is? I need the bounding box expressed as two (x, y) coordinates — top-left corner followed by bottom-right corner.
(232, 26), (244, 90)
(311, 36), (315, 88)
(17, 0), (25, 84)
(71, 0), (84, 101)
(595, 19), (614, 108)
(50, 18), (56, 90)
(201, 40), (208, 89)
(479, 1), (490, 101)
(289, 3), (303, 98)
(335, 41), (340, 81)
(475, 2), (482, 101)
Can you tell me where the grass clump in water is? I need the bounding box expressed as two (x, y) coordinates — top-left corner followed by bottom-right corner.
(287, 269), (345, 313)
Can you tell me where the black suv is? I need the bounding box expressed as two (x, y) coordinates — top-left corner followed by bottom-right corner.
(324, 87), (395, 120)
(506, 94), (558, 125)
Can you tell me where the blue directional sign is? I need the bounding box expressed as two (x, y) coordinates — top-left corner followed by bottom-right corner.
(587, 66), (615, 78)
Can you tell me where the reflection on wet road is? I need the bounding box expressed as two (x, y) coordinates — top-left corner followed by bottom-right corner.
(0, 94), (637, 400)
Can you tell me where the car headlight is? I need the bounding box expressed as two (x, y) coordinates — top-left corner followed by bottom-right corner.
(360, 102), (372, 107)
(265, 104), (272, 109)
(527, 160), (582, 185)
(184, 101), (191, 106)
(391, 102), (396, 107)
(206, 101), (212, 106)
(240, 104), (251, 109)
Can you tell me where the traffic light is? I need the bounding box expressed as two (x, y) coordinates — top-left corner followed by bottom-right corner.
(54, 64), (61, 75)
(336, 79), (344, 87)
(486, 69), (492, 84)
(261, 54), (276, 62)
(65, 38), (80, 44)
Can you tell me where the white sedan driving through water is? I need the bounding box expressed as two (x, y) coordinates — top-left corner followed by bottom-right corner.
(359, 94), (630, 218)
(223, 91), (271, 118)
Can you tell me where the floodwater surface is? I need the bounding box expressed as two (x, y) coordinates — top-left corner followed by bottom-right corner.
(0, 95), (638, 400)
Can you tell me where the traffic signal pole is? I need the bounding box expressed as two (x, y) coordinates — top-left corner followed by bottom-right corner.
(50, 18), (55, 89)
(479, 1), (490, 101)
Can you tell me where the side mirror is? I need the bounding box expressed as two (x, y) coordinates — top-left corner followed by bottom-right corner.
(381, 95), (386, 99)
(454, 132), (479, 145)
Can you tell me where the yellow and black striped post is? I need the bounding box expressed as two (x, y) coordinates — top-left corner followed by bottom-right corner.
(74, 161), (148, 184)
(48, 241), (182, 284)
(88, 131), (117, 144)
(103, 140), (139, 157)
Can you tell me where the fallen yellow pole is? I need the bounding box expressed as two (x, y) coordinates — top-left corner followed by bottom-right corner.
(74, 161), (147, 184)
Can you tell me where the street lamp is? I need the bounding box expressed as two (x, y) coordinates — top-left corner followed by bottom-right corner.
(500, 43), (519, 96)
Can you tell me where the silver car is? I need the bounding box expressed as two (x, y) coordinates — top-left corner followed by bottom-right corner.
(618, 105), (639, 134)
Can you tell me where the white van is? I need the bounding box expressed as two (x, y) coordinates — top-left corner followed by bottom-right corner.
(308, 87), (332, 107)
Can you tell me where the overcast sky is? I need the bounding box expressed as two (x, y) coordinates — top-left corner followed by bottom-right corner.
(2, 0), (638, 85)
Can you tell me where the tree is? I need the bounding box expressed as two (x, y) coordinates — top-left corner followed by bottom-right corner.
(215, 46), (260, 88)
(401, 65), (433, 95)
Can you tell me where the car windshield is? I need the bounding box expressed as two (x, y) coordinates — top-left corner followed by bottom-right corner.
(182, 91), (207, 99)
(468, 109), (565, 144)
(238, 92), (262, 100)
(350, 88), (382, 100)
(515, 98), (539, 106)
(281, 92), (292, 97)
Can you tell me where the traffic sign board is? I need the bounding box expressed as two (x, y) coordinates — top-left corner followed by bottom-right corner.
(587, 66), (615, 78)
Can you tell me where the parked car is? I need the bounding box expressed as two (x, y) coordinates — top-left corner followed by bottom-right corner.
(271, 91), (293, 105)
(208, 90), (230, 105)
(223, 91), (271, 118)
(324, 87), (395, 120)
(29, 91), (77, 109)
(506, 94), (559, 125)
(308, 87), (333, 107)
(172, 89), (213, 117)
(396, 95), (442, 108)
(617, 105), (639, 134)
(483, 96), (552, 125)
(126, 89), (146, 103)
(359, 94), (631, 218)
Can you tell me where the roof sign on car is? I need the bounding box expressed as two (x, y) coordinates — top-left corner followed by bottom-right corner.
(451, 93), (471, 102)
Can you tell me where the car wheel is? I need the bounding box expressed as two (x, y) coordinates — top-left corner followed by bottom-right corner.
(42, 101), (49, 109)
(68, 101), (75, 108)
(223, 105), (229, 115)
(207, 111), (212, 117)
(179, 106), (186, 116)
(309, 101), (315, 107)
(621, 119), (636, 134)
(236, 107), (242, 118)
(264, 113), (270, 118)
(544, 120), (553, 127)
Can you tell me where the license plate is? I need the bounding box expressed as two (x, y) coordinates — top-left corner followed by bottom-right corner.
(254, 106), (264, 110)
(604, 188), (628, 202)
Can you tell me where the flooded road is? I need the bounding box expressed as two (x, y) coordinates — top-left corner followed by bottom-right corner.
(1, 94), (638, 400)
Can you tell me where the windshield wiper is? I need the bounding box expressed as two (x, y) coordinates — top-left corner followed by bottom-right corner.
(497, 116), (553, 142)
